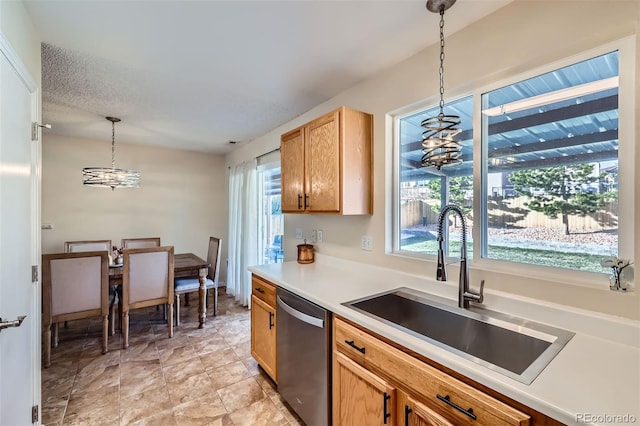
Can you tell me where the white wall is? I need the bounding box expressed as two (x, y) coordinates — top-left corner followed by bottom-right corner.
(227, 0), (640, 320)
(0, 0), (41, 84)
(42, 134), (229, 282)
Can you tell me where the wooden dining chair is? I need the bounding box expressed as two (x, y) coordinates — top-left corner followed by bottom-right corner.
(64, 239), (118, 334)
(121, 245), (174, 349)
(42, 251), (110, 368)
(121, 237), (161, 249)
(64, 240), (112, 253)
(174, 237), (221, 325)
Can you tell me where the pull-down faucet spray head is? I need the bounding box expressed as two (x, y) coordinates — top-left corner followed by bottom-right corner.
(435, 204), (467, 284)
(436, 236), (447, 281)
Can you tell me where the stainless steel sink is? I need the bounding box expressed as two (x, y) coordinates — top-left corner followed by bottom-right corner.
(344, 287), (574, 384)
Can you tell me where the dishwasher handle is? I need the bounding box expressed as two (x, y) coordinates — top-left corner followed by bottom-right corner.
(277, 296), (324, 329)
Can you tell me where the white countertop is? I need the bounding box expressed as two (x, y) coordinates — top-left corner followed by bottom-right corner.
(249, 254), (640, 426)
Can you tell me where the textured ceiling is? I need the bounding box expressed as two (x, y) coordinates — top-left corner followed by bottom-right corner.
(25, 0), (511, 155)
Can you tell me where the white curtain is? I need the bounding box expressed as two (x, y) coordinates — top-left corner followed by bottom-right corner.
(227, 159), (258, 307)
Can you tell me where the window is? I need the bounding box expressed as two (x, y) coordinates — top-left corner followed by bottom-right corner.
(394, 42), (632, 277)
(257, 156), (284, 264)
(397, 95), (473, 258)
(481, 52), (619, 273)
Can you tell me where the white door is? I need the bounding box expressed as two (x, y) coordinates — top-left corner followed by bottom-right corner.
(0, 35), (41, 425)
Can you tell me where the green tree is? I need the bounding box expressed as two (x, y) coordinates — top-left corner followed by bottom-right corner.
(426, 176), (473, 214)
(509, 164), (604, 235)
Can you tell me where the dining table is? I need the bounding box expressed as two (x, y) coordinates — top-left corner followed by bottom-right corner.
(109, 252), (211, 328)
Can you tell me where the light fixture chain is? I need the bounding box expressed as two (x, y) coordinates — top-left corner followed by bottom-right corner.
(438, 7), (446, 115)
(111, 120), (116, 170)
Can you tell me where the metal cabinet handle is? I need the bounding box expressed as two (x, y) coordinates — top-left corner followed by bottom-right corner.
(254, 287), (265, 293)
(0, 315), (26, 333)
(404, 405), (412, 426)
(269, 311), (274, 330)
(298, 194), (303, 209)
(304, 194), (309, 209)
(436, 394), (477, 420)
(344, 340), (365, 354)
(383, 392), (391, 424)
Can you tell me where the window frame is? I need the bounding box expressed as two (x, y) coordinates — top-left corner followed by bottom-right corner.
(257, 155), (284, 265)
(390, 36), (635, 287)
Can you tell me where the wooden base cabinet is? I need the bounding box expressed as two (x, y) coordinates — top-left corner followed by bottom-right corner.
(281, 106), (373, 215)
(399, 391), (455, 426)
(334, 351), (396, 426)
(333, 317), (533, 426)
(250, 275), (277, 382)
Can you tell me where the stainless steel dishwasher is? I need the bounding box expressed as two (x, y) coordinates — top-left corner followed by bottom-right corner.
(276, 287), (331, 426)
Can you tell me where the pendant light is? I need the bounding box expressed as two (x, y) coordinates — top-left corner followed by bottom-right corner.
(82, 117), (141, 190)
(421, 0), (462, 170)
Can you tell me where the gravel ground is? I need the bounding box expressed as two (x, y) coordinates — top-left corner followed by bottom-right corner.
(408, 224), (618, 255)
(486, 227), (618, 247)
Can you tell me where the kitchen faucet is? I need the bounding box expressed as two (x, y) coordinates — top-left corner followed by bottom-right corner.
(436, 204), (484, 309)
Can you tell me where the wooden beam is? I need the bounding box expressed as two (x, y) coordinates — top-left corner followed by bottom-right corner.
(400, 95), (618, 153)
(490, 129), (617, 157)
(489, 95), (618, 135)
(400, 150), (618, 180)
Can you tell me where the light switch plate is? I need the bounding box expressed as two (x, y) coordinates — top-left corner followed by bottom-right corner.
(317, 230), (323, 243)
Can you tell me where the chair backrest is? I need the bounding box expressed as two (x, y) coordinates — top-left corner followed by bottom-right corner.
(121, 237), (161, 249)
(207, 237), (222, 284)
(64, 240), (112, 253)
(42, 251), (109, 321)
(123, 246), (174, 308)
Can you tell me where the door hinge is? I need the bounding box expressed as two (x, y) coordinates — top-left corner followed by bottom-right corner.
(32, 265), (38, 283)
(32, 405), (38, 423)
(31, 122), (51, 141)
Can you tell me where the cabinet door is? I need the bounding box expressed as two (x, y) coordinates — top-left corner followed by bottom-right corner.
(333, 351), (396, 426)
(306, 110), (341, 212)
(281, 127), (305, 212)
(399, 391), (454, 426)
(251, 295), (277, 381)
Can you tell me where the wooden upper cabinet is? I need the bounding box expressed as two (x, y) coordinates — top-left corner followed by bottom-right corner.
(280, 106), (373, 215)
(306, 110), (341, 212)
(281, 127), (305, 212)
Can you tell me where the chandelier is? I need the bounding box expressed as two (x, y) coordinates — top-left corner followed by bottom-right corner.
(82, 117), (141, 190)
(421, 0), (462, 170)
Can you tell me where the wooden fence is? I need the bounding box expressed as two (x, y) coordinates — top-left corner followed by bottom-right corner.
(402, 197), (618, 230)
(401, 200), (440, 227)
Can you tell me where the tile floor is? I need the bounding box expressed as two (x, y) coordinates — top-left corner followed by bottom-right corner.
(42, 289), (305, 425)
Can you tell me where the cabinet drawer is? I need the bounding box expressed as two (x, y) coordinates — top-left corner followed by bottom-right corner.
(334, 318), (530, 426)
(251, 274), (276, 307)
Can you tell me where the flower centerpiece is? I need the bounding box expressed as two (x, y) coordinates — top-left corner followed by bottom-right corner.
(600, 256), (632, 291)
(112, 246), (123, 265)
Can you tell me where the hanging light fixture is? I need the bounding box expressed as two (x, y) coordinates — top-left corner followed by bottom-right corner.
(421, 0), (462, 170)
(82, 117), (141, 190)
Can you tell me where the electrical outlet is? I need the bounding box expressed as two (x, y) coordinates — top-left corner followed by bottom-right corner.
(361, 235), (372, 251)
(295, 228), (303, 239)
(311, 229), (317, 243)
(317, 230), (323, 243)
